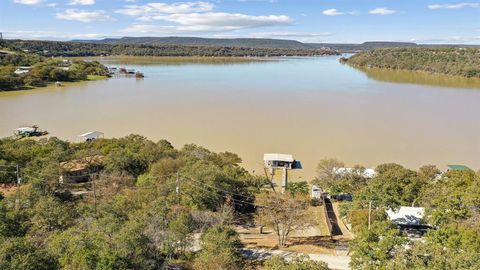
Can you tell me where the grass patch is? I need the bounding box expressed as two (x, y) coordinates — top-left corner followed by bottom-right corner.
(307, 205), (330, 236)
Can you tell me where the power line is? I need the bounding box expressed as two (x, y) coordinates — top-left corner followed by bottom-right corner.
(180, 180), (267, 208)
(181, 176), (254, 200)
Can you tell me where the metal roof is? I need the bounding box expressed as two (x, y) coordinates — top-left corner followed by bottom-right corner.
(447, 165), (471, 171)
(78, 131), (104, 138)
(335, 167), (376, 178)
(15, 127), (36, 132)
(263, 153), (294, 162)
(386, 207), (425, 226)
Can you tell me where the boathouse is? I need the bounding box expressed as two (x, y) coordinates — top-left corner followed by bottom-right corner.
(263, 153), (302, 193)
(78, 131), (104, 142)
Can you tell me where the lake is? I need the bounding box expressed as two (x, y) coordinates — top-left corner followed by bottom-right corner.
(1, 56), (480, 179)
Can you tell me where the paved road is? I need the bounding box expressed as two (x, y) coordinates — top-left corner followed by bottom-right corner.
(242, 248), (350, 270)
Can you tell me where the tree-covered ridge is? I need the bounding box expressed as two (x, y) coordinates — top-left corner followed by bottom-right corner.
(345, 48), (480, 78)
(83, 36), (313, 49)
(1, 39), (339, 58)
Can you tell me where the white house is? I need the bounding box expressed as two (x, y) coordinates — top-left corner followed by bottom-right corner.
(78, 131), (104, 142)
(386, 207), (425, 226)
(14, 67), (31, 75)
(334, 167), (376, 178)
(386, 206), (430, 236)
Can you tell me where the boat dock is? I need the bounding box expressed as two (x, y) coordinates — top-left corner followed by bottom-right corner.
(108, 66), (144, 78)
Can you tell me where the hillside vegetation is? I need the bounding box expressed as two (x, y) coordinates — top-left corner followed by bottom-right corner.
(81, 37), (480, 51)
(345, 48), (480, 78)
(0, 135), (331, 270)
(2, 39), (338, 58)
(82, 36), (312, 49)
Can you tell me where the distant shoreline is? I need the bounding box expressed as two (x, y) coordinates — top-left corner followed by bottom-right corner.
(343, 48), (480, 79)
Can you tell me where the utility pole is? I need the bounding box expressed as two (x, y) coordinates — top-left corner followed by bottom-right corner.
(91, 174), (97, 217)
(368, 201), (372, 230)
(175, 172), (180, 204)
(15, 164), (21, 186)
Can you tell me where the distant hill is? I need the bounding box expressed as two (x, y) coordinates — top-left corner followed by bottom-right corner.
(75, 36), (312, 49)
(310, 41), (480, 52)
(75, 37), (480, 51)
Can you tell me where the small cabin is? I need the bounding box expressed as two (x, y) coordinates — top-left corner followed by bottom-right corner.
(59, 155), (104, 183)
(78, 131), (104, 142)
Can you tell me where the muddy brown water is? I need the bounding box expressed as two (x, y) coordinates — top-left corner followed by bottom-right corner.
(1, 56), (480, 179)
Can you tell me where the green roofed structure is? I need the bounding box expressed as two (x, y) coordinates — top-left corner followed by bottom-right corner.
(447, 165), (471, 171)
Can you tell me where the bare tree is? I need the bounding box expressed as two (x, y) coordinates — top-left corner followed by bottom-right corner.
(316, 158), (344, 181)
(256, 192), (314, 247)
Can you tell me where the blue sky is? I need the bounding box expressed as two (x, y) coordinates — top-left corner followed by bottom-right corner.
(1, 0), (479, 43)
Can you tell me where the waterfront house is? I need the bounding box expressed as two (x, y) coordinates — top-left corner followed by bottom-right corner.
(386, 206), (431, 237)
(447, 164), (471, 172)
(14, 66), (31, 75)
(334, 167), (376, 178)
(59, 155), (104, 183)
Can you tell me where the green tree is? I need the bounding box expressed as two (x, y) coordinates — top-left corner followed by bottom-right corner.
(349, 220), (407, 270)
(0, 237), (57, 270)
(28, 196), (77, 243)
(264, 255), (330, 270)
(193, 225), (243, 270)
(286, 181), (309, 196)
(357, 163), (426, 208)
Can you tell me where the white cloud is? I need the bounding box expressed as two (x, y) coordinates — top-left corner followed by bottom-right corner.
(69, 0), (95, 5)
(410, 35), (480, 44)
(428, 3), (480, 9)
(0, 29), (110, 40)
(118, 2), (292, 34)
(214, 31), (333, 42)
(369, 7), (396, 15)
(116, 2), (215, 16)
(322, 9), (343, 16)
(47, 3), (57, 7)
(137, 12), (291, 26)
(322, 9), (357, 16)
(13, 0), (43, 5)
(55, 9), (114, 22)
(237, 0), (278, 2)
(122, 12), (292, 33)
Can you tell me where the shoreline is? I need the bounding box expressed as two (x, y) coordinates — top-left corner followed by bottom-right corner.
(348, 63), (480, 81)
(0, 75), (109, 94)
